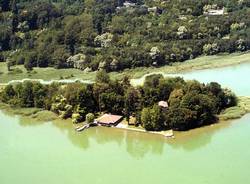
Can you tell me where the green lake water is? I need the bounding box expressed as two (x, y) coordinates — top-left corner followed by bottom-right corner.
(1, 62), (250, 184)
(179, 62), (250, 96)
(132, 62), (250, 96)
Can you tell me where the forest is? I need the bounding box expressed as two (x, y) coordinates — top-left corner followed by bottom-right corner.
(0, 0), (250, 72)
(0, 71), (237, 131)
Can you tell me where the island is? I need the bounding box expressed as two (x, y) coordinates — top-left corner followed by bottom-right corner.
(0, 70), (244, 137)
(1, 0), (250, 183)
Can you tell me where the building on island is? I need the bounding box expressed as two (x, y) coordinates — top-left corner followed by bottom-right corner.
(158, 101), (169, 108)
(96, 114), (123, 127)
(123, 1), (136, 8)
(203, 6), (225, 16)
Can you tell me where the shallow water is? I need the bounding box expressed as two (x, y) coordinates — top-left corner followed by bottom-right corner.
(1, 62), (250, 184)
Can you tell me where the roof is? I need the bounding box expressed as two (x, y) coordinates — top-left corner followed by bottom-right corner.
(96, 114), (123, 125)
(204, 8), (224, 15)
(158, 101), (169, 108)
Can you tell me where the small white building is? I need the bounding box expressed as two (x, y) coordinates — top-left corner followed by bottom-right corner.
(204, 8), (225, 15)
(123, 1), (136, 8)
(158, 101), (169, 108)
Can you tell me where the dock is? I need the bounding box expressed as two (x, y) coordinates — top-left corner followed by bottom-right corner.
(116, 123), (174, 138)
(75, 121), (174, 138)
(75, 122), (97, 132)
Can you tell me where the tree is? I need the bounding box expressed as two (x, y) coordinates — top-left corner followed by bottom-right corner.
(86, 113), (95, 124)
(1, 84), (15, 103)
(64, 13), (94, 54)
(53, 47), (70, 69)
(77, 85), (96, 114)
(158, 77), (185, 101)
(11, 0), (18, 33)
(150, 105), (165, 131)
(203, 43), (220, 55)
(0, 26), (11, 51)
(111, 16), (126, 34)
(223, 88), (237, 108)
(33, 83), (47, 108)
(95, 70), (110, 84)
(0, 0), (10, 11)
(168, 88), (185, 107)
(0, 53), (4, 62)
(24, 52), (37, 71)
(99, 92), (124, 114)
(124, 87), (141, 123)
(141, 107), (152, 130)
(64, 17), (79, 54)
(20, 81), (34, 107)
(180, 93), (217, 127)
(141, 105), (164, 131)
(144, 74), (164, 88)
(166, 107), (195, 130)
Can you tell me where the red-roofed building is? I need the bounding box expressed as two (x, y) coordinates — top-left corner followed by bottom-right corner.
(96, 114), (123, 127)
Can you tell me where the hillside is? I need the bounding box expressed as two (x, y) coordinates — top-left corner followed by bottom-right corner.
(0, 0), (250, 73)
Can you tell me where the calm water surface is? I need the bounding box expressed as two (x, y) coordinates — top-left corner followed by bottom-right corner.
(179, 62), (250, 96)
(132, 62), (250, 96)
(1, 63), (250, 184)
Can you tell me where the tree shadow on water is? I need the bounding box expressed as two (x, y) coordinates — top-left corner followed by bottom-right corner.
(167, 122), (232, 152)
(125, 131), (165, 159)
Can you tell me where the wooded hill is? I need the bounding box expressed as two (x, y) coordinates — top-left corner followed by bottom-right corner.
(0, 0), (250, 72)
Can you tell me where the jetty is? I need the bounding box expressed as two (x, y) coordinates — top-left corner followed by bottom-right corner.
(115, 124), (174, 138)
(75, 114), (174, 138)
(75, 123), (97, 132)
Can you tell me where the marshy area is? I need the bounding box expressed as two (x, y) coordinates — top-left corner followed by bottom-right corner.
(0, 52), (250, 84)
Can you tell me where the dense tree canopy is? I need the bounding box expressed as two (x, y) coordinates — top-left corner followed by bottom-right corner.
(0, 0), (249, 71)
(0, 73), (237, 131)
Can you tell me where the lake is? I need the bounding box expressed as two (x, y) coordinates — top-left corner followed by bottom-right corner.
(131, 62), (250, 96)
(1, 62), (250, 184)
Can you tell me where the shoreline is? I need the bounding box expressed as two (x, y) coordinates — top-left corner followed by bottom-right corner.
(0, 52), (250, 86)
(114, 125), (174, 138)
(1, 95), (250, 138)
(111, 51), (250, 81)
(1, 52), (250, 138)
(0, 102), (175, 138)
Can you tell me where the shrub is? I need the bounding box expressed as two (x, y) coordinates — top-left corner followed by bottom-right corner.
(86, 113), (95, 124)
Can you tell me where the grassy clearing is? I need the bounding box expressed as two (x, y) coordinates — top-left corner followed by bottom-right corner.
(0, 52), (250, 84)
(0, 63), (96, 83)
(30, 110), (58, 122)
(0, 103), (41, 116)
(111, 51), (250, 80)
(0, 102), (59, 122)
(219, 96), (250, 120)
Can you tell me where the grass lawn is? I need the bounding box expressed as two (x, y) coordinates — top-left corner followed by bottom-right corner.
(219, 96), (250, 120)
(0, 51), (250, 84)
(0, 63), (96, 83)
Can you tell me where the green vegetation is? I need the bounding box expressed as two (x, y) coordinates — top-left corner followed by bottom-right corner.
(219, 96), (250, 120)
(0, 71), (237, 131)
(86, 113), (95, 124)
(0, 52), (250, 84)
(0, 0), (249, 74)
(29, 110), (58, 122)
(0, 102), (58, 122)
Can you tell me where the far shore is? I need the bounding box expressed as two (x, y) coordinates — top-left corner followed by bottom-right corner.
(0, 52), (250, 85)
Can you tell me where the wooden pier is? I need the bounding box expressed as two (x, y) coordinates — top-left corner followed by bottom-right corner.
(75, 122), (97, 132)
